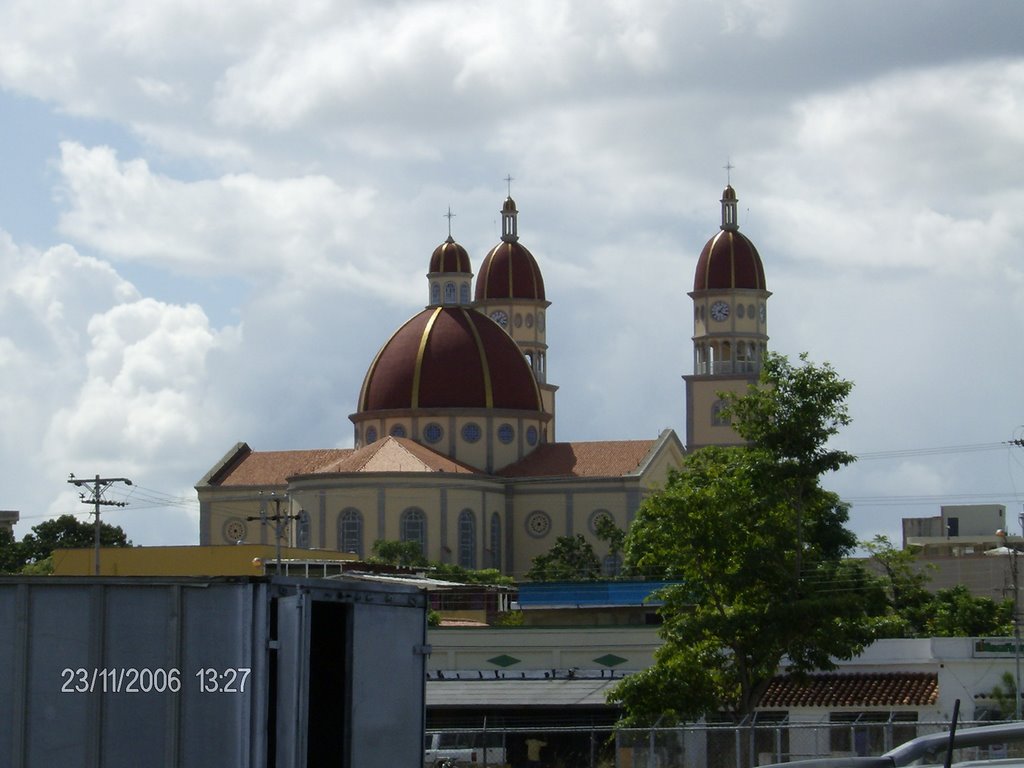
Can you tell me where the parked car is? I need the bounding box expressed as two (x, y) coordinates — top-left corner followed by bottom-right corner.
(424, 731), (507, 768)
(761, 722), (1024, 768)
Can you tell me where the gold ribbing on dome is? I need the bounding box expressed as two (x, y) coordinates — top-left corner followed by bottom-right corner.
(411, 307), (443, 409)
(505, 244), (515, 296)
(358, 321), (400, 411)
(460, 308), (494, 409)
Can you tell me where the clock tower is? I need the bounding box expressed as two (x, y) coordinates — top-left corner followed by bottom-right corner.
(475, 193), (557, 439)
(684, 184), (771, 450)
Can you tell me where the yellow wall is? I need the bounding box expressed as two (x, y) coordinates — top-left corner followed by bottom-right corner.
(51, 544), (356, 576)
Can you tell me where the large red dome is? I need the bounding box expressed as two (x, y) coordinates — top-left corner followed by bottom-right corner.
(692, 230), (766, 292)
(475, 241), (545, 301)
(358, 307), (542, 412)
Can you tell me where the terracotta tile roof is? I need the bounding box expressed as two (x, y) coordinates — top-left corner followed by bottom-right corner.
(208, 438), (656, 486)
(497, 440), (657, 478)
(211, 448), (352, 486)
(759, 672), (938, 709)
(314, 437), (478, 475)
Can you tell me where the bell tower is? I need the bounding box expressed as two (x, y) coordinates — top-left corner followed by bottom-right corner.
(684, 184), (771, 451)
(475, 187), (557, 439)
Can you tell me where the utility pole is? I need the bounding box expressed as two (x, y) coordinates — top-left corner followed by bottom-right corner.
(68, 473), (132, 576)
(995, 528), (1022, 720)
(247, 493), (300, 574)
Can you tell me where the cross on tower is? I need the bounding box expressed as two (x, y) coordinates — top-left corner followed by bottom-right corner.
(723, 160), (735, 186)
(504, 174), (515, 197)
(444, 206), (455, 237)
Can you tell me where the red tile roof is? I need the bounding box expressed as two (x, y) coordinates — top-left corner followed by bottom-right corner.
(498, 440), (657, 478)
(314, 437), (478, 474)
(210, 447), (352, 486)
(207, 439), (657, 487)
(759, 672), (938, 709)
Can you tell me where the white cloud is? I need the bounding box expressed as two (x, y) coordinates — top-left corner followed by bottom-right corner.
(54, 141), (405, 294)
(46, 298), (226, 465)
(1, 0), (1024, 551)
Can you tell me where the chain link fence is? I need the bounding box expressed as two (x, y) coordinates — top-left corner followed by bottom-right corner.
(428, 718), (1021, 768)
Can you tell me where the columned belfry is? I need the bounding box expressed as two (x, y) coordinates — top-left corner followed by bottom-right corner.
(684, 184), (771, 451)
(475, 193), (557, 439)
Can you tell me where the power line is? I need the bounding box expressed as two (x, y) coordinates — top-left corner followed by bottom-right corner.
(855, 441), (1017, 460)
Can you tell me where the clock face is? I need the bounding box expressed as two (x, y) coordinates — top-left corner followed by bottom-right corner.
(490, 310), (509, 328)
(710, 301), (730, 322)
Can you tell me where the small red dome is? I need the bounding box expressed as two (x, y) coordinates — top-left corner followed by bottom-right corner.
(358, 307), (542, 412)
(429, 236), (472, 274)
(475, 241), (546, 301)
(693, 230), (766, 292)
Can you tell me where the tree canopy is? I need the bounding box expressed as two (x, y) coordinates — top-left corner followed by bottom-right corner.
(610, 352), (885, 723)
(525, 534), (601, 582)
(0, 514), (131, 574)
(865, 535), (1012, 638)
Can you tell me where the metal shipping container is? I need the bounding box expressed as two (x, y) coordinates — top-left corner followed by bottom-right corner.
(0, 575), (428, 768)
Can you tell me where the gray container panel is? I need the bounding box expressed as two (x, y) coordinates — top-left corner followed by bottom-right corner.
(349, 602), (426, 768)
(24, 584), (101, 768)
(1, 580), (263, 768)
(0, 587), (18, 761)
(177, 583), (261, 767)
(1, 576), (426, 768)
(97, 585), (178, 767)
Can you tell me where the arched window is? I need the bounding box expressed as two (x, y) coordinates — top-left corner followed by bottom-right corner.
(401, 508), (426, 555)
(458, 510), (476, 569)
(711, 399), (731, 427)
(337, 508), (363, 557)
(444, 282), (456, 304)
(459, 282), (470, 304)
(431, 282), (441, 305)
(602, 553), (622, 578)
(490, 513), (501, 571)
(296, 509), (310, 549)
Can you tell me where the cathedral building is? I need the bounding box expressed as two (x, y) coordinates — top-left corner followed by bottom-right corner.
(196, 185), (767, 578)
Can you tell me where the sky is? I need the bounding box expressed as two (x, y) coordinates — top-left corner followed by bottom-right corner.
(1, 0), (1023, 551)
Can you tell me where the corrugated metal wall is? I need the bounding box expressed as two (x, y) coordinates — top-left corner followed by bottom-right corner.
(0, 576), (427, 768)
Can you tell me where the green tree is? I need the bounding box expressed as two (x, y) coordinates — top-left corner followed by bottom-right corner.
(863, 535), (935, 637)
(594, 515), (627, 578)
(865, 536), (1013, 638)
(525, 534), (601, 582)
(611, 353), (885, 722)
(0, 528), (25, 573)
(927, 584), (1012, 637)
(989, 672), (1018, 719)
(430, 562), (514, 586)
(370, 539), (428, 567)
(19, 514), (131, 566)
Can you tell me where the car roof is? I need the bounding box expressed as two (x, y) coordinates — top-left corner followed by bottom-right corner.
(759, 723), (1024, 768)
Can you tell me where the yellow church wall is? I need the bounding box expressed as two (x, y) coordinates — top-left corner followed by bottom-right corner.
(202, 490), (288, 547)
(689, 377), (753, 448)
(289, 478), (508, 566)
(507, 483), (641, 578)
